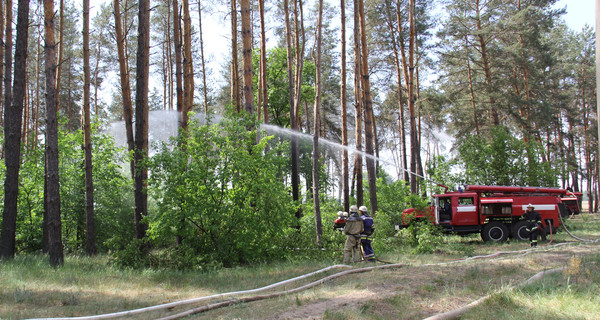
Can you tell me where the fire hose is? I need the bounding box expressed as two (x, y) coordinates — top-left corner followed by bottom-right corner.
(30, 241), (590, 320)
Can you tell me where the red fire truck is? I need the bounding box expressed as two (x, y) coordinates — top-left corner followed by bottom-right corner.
(400, 185), (581, 242)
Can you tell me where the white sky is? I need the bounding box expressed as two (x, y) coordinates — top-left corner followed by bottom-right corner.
(556, 0), (595, 31)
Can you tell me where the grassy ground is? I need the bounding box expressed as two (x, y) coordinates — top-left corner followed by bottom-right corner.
(1, 214), (600, 319)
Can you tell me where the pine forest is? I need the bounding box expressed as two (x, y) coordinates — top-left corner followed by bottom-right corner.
(0, 0), (597, 268)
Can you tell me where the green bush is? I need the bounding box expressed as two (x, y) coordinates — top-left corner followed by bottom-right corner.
(146, 111), (297, 268)
(398, 220), (443, 254)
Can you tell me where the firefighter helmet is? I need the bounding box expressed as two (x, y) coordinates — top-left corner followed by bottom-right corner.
(350, 205), (358, 213)
(359, 205), (368, 213)
(343, 211), (349, 217)
(527, 203), (534, 209)
(337, 211), (343, 217)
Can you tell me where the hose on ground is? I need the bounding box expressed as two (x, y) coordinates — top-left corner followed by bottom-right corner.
(422, 267), (566, 320)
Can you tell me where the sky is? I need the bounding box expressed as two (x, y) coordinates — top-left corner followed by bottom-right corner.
(556, 0), (595, 31)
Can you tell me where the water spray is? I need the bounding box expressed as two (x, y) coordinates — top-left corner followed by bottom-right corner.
(260, 124), (449, 192)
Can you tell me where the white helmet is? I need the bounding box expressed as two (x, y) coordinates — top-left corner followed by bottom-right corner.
(349, 205), (358, 213)
(343, 211), (349, 217)
(359, 205), (368, 213)
(337, 211), (343, 217)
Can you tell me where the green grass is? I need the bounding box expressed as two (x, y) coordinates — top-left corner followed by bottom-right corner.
(1, 213), (599, 319)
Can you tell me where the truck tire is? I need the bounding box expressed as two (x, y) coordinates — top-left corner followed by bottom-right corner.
(481, 222), (509, 242)
(512, 220), (529, 242)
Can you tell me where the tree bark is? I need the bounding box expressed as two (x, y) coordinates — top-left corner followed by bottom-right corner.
(352, 0), (363, 206)
(56, 0), (63, 112)
(240, 0), (253, 114)
(292, 0), (305, 130)
(284, 0), (300, 214)
(134, 0), (150, 242)
(230, 0), (240, 111)
(197, 0), (208, 113)
(4, 0), (12, 121)
(83, 0), (96, 256)
(358, 0), (377, 213)
(258, 0), (268, 122)
(0, 0), (4, 128)
(340, 0), (349, 212)
(312, 0), (323, 246)
(173, 0), (183, 117)
(407, 0), (419, 194)
(113, 0), (135, 179)
(44, 0), (64, 267)
(182, 0), (194, 128)
(0, 0), (28, 260)
(474, 0), (499, 126)
(384, 0), (407, 182)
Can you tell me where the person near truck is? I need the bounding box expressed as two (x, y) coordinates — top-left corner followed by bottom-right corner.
(343, 205), (363, 263)
(359, 205), (375, 261)
(522, 203), (542, 247)
(333, 211), (347, 231)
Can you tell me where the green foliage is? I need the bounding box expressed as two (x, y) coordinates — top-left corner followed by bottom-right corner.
(15, 147), (45, 252)
(397, 220), (443, 254)
(374, 174), (428, 238)
(457, 126), (557, 186)
(251, 46), (316, 127)
(4, 119), (132, 254)
(147, 111), (297, 269)
(296, 198), (348, 261)
(426, 155), (463, 194)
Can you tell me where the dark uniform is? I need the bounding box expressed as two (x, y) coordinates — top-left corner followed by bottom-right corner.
(360, 209), (375, 261)
(522, 205), (542, 247)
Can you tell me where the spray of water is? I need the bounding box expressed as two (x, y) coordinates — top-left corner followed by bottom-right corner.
(105, 112), (444, 188)
(105, 110), (218, 149)
(260, 124), (444, 188)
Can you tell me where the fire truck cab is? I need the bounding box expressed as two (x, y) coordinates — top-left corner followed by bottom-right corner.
(401, 185), (579, 242)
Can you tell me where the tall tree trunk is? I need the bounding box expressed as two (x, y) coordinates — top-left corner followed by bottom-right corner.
(352, 0), (363, 205)
(465, 36), (480, 136)
(357, 0), (376, 213)
(167, 0), (173, 110)
(340, 0), (348, 212)
(182, 0), (194, 129)
(230, 0), (240, 111)
(173, 0), (183, 117)
(4, 0), (12, 121)
(0, 0), (28, 260)
(44, 0), (64, 267)
(407, 0), (419, 194)
(474, 0), (499, 126)
(394, 0), (410, 183)
(113, 0), (135, 179)
(258, 0), (268, 122)
(284, 0), (300, 215)
(197, 0), (208, 113)
(56, 0), (63, 111)
(293, 0), (305, 128)
(240, 0), (253, 113)
(83, 0), (95, 256)
(384, 0), (407, 182)
(312, 0), (323, 246)
(0, 0), (4, 128)
(134, 0), (150, 242)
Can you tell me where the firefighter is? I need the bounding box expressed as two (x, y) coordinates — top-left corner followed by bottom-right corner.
(522, 203), (542, 247)
(343, 205), (363, 263)
(333, 211), (347, 231)
(359, 205), (375, 261)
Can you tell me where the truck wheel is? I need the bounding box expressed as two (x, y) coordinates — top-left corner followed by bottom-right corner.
(481, 222), (509, 242)
(512, 220), (529, 242)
